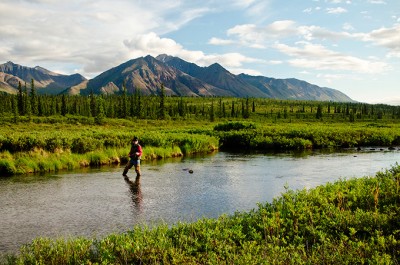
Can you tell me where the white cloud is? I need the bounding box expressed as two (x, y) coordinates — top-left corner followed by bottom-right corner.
(274, 42), (389, 74)
(342, 23), (355, 31)
(214, 19), (399, 68)
(221, 20), (352, 45)
(356, 24), (400, 58)
(226, 21), (298, 45)
(208, 37), (236, 46)
(303, 8), (313, 13)
(0, 0), (219, 77)
(316, 73), (347, 83)
(326, 7), (348, 14)
(368, 0), (386, 4)
(123, 32), (263, 72)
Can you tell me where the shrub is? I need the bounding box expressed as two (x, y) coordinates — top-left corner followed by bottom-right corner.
(214, 121), (256, 131)
(0, 159), (16, 175)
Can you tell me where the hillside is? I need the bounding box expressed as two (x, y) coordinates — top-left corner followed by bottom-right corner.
(158, 54), (353, 101)
(238, 74), (353, 102)
(70, 55), (231, 96)
(0, 61), (86, 94)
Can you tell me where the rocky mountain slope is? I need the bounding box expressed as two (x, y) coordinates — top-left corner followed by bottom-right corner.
(0, 61), (86, 94)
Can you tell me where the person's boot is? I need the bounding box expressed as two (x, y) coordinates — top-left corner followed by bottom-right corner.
(122, 167), (129, 178)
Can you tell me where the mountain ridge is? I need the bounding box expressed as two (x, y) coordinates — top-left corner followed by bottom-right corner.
(0, 56), (354, 102)
(0, 61), (86, 94)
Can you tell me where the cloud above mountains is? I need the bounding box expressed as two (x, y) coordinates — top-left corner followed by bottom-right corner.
(0, 0), (398, 103)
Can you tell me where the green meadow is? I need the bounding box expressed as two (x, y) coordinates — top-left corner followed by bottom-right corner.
(1, 93), (400, 176)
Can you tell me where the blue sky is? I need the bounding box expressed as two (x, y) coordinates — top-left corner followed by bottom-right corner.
(0, 0), (399, 104)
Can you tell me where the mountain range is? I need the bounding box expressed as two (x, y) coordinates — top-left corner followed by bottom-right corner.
(0, 61), (86, 94)
(0, 55), (354, 102)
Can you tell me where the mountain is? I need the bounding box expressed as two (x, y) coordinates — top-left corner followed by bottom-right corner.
(67, 55), (234, 96)
(156, 54), (267, 97)
(237, 74), (353, 102)
(0, 61), (86, 94)
(157, 54), (354, 102)
(1, 57), (354, 102)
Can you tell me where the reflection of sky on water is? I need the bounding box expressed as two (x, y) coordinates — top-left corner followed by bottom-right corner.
(0, 150), (399, 253)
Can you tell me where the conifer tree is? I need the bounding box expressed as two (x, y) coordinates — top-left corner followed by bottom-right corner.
(209, 100), (215, 122)
(158, 83), (166, 119)
(129, 94), (135, 117)
(107, 99), (115, 118)
(38, 96), (43, 116)
(95, 96), (105, 124)
(89, 90), (96, 117)
(61, 94), (67, 116)
(120, 82), (128, 118)
(12, 95), (19, 123)
(316, 104), (323, 119)
(133, 89), (142, 118)
(30, 79), (38, 115)
(23, 83), (29, 116)
(17, 81), (24, 115)
(26, 92), (32, 121)
(178, 97), (185, 117)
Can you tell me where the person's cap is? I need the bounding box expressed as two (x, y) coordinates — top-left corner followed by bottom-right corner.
(133, 136), (138, 141)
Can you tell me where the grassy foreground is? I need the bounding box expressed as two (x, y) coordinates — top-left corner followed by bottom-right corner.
(2, 164), (399, 264)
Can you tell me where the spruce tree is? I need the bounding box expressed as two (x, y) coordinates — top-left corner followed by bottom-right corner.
(121, 82), (128, 118)
(316, 104), (323, 119)
(38, 96), (43, 116)
(30, 79), (38, 115)
(89, 90), (96, 117)
(95, 96), (105, 124)
(17, 81), (24, 115)
(61, 94), (67, 116)
(158, 83), (166, 119)
(12, 95), (19, 123)
(209, 100), (215, 122)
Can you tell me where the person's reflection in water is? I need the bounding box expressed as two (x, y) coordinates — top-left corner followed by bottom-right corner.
(124, 176), (143, 212)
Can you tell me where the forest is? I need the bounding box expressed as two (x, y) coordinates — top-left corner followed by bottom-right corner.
(1, 81), (400, 123)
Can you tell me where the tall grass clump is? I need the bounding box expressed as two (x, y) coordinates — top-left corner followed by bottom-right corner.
(5, 164), (399, 264)
(0, 159), (16, 175)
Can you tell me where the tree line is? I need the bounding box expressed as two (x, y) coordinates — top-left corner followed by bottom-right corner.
(0, 80), (399, 123)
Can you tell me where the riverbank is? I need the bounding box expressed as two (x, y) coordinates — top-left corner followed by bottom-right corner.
(0, 119), (219, 175)
(2, 164), (399, 264)
(1, 119), (400, 176)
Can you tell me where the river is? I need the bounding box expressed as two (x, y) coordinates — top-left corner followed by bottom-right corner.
(0, 148), (399, 254)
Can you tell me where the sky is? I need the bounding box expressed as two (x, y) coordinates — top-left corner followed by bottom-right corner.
(0, 0), (399, 104)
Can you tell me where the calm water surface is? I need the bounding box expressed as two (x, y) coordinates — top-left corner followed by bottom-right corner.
(0, 149), (399, 253)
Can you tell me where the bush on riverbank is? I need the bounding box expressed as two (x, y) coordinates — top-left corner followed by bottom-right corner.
(215, 121), (400, 150)
(3, 164), (399, 264)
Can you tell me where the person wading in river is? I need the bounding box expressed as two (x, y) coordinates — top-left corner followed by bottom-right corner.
(122, 136), (143, 182)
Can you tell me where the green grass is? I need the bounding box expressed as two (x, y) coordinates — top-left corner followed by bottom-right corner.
(0, 118), (399, 176)
(2, 164), (399, 264)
